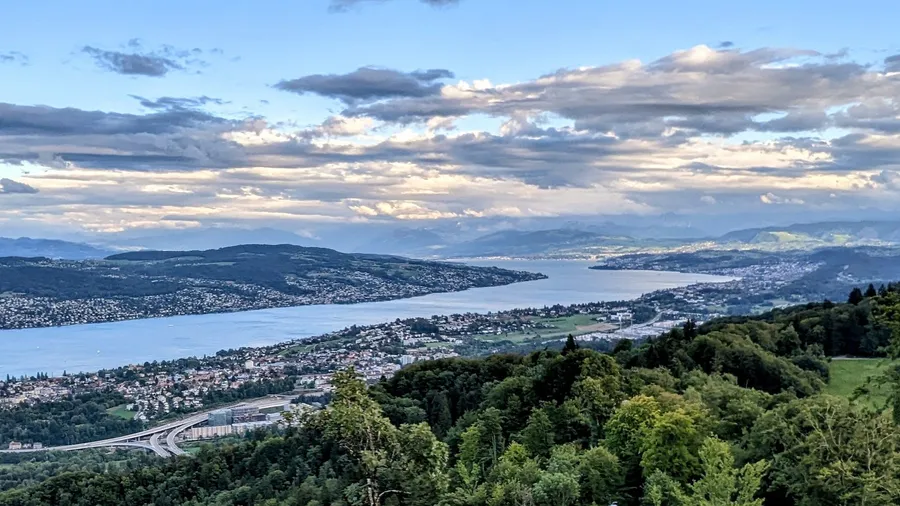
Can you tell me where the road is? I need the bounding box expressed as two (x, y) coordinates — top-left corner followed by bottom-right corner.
(149, 432), (170, 458)
(0, 396), (293, 458)
(166, 418), (201, 456)
(629, 311), (663, 329)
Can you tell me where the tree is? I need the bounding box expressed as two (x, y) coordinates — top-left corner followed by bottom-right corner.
(849, 287), (865, 305)
(683, 319), (698, 340)
(522, 408), (555, 459)
(533, 445), (581, 506)
(604, 395), (661, 465)
(318, 368), (448, 506)
(640, 409), (707, 483)
(317, 368), (399, 506)
(775, 324), (802, 357)
(562, 334), (579, 355)
(645, 438), (767, 506)
(578, 445), (624, 506)
(430, 391), (453, 438)
(391, 423), (450, 506)
(454, 424), (484, 499)
(604, 395), (662, 497)
(476, 407), (505, 470)
(866, 284), (879, 298)
(481, 442), (542, 506)
(746, 395), (900, 505)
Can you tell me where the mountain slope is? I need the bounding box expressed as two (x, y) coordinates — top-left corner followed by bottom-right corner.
(440, 228), (634, 257)
(103, 227), (311, 251)
(0, 244), (545, 329)
(719, 221), (900, 245)
(0, 237), (112, 260)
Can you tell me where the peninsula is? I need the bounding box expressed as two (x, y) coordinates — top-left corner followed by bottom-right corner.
(0, 244), (546, 329)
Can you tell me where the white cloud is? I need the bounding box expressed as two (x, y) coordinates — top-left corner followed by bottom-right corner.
(4, 44), (900, 233)
(760, 192), (805, 205)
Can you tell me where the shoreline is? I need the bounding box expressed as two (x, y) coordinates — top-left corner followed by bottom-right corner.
(0, 266), (734, 378)
(0, 271), (546, 332)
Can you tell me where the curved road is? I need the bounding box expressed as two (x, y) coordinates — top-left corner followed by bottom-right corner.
(0, 397), (292, 458)
(149, 432), (170, 458)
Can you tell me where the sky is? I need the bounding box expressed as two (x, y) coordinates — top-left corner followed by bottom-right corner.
(1, 0), (899, 239)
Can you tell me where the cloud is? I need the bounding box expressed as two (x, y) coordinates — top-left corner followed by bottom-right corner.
(275, 67), (454, 103)
(329, 0), (459, 11)
(315, 116), (377, 137)
(886, 54), (900, 72)
(760, 192), (804, 205)
(0, 178), (38, 194)
(340, 46), (862, 135)
(81, 40), (213, 77)
(0, 101), (248, 171)
(131, 95), (227, 110)
(0, 51), (28, 65)
(5, 45), (900, 234)
(871, 169), (900, 190)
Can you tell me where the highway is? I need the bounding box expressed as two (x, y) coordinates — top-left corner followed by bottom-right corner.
(149, 432), (170, 458)
(165, 418), (201, 456)
(0, 396), (293, 458)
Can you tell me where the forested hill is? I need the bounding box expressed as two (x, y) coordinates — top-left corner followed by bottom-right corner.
(3, 285), (900, 505)
(0, 244), (546, 329)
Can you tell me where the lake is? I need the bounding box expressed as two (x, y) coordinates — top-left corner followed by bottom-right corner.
(0, 260), (731, 377)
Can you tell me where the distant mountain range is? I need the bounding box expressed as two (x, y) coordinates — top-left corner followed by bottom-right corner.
(435, 228), (634, 257)
(718, 221), (900, 245)
(0, 237), (112, 260)
(6, 220), (900, 261)
(97, 227), (313, 252)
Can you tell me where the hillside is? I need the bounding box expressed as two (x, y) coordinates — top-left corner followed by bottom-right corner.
(3, 287), (900, 505)
(719, 220), (900, 245)
(0, 244), (545, 329)
(0, 237), (111, 260)
(440, 228), (637, 257)
(432, 221), (900, 260)
(102, 227), (312, 252)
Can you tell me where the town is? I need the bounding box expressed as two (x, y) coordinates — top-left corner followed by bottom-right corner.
(0, 251), (819, 434)
(0, 251), (545, 329)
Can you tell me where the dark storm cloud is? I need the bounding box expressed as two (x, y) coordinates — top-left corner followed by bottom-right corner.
(274, 67), (454, 103)
(0, 178), (38, 194)
(0, 51), (28, 65)
(329, 0), (460, 11)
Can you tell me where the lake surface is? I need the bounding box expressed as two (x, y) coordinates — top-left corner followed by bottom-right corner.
(0, 260), (731, 377)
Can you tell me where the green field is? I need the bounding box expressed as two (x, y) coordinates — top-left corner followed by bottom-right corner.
(825, 358), (892, 409)
(479, 314), (615, 343)
(106, 404), (135, 420)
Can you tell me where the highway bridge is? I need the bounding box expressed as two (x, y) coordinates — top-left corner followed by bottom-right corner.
(0, 397), (293, 458)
